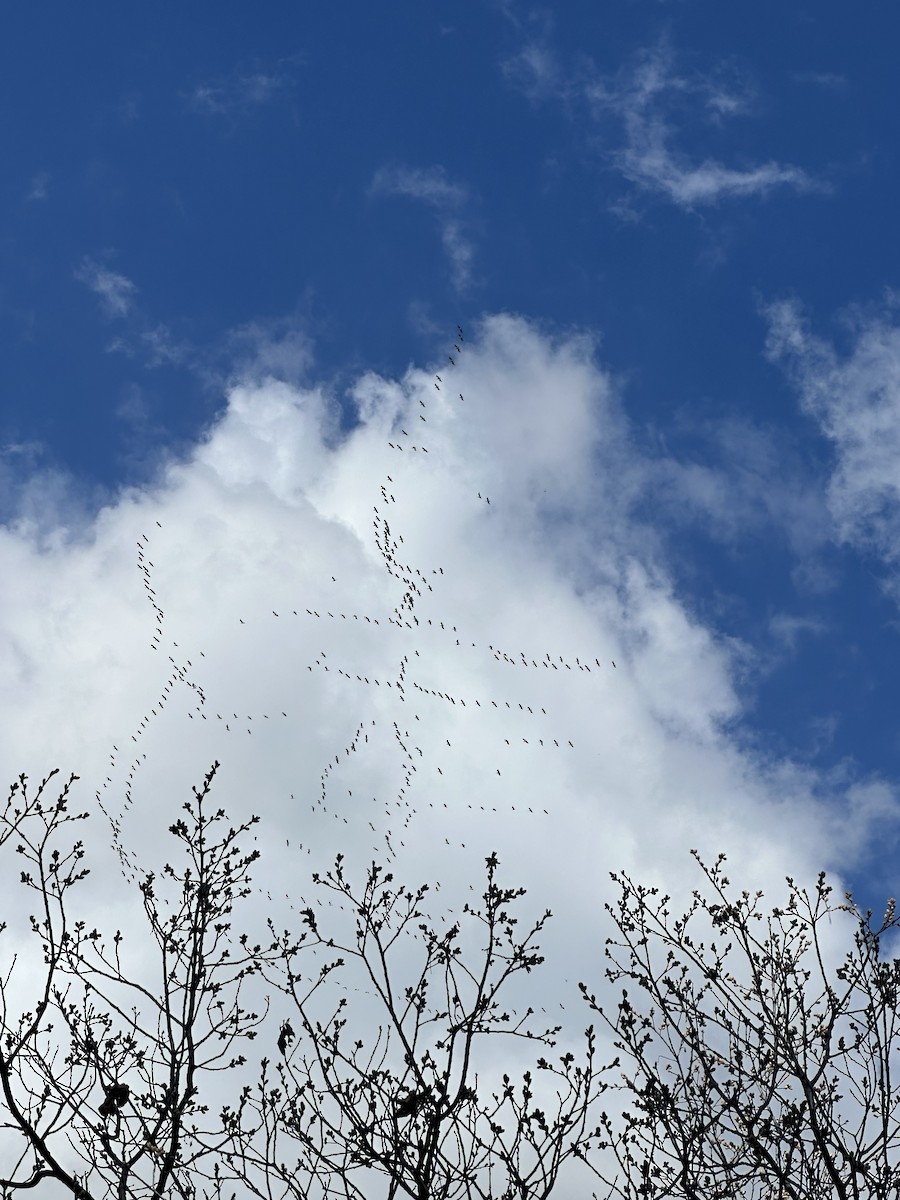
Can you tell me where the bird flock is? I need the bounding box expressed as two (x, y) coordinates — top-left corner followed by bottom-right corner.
(97, 324), (618, 874)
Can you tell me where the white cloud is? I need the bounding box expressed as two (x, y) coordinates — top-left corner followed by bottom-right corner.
(189, 72), (290, 116)
(0, 441), (110, 540)
(0, 316), (895, 1184)
(504, 38), (819, 210)
(1, 314), (886, 897)
(791, 70), (847, 91)
(74, 257), (138, 318)
(370, 165), (476, 291)
(768, 610), (830, 652)
(25, 171), (50, 202)
(218, 314), (316, 389)
(74, 258), (197, 372)
(138, 322), (187, 367)
(641, 411), (831, 561)
(501, 41), (562, 102)
(186, 60), (300, 119)
(765, 297), (900, 586)
(595, 44), (818, 208)
(371, 164), (468, 209)
(623, 149), (811, 207)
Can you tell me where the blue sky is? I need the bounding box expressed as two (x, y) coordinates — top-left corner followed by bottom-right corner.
(4, 0), (900, 1008)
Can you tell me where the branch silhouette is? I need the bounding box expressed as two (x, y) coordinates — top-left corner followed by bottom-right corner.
(579, 850), (900, 1200)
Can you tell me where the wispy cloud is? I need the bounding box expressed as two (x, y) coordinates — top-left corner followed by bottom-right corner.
(765, 297), (900, 587)
(768, 611), (831, 653)
(370, 165), (477, 292)
(74, 257), (193, 374)
(504, 38), (820, 210)
(25, 172), (50, 203)
(74, 257), (138, 318)
(218, 314), (315, 388)
(501, 40), (562, 103)
(594, 46), (816, 207)
(371, 165), (468, 209)
(790, 70), (847, 91)
(641, 411), (831, 565)
(187, 61), (298, 118)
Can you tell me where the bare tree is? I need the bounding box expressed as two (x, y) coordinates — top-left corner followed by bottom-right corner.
(0, 762), (266, 1200)
(0, 765), (607, 1200)
(579, 849), (900, 1200)
(215, 851), (607, 1200)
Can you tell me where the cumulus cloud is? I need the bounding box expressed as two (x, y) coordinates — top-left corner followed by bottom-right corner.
(0, 441), (110, 540)
(765, 297), (900, 587)
(74, 257), (138, 318)
(1, 316), (895, 1172)
(2, 314), (887, 902)
(370, 165), (476, 291)
(504, 38), (818, 209)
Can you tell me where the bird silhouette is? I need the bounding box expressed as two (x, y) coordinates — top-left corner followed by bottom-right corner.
(278, 1020), (295, 1056)
(395, 1090), (428, 1118)
(99, 1082), (130, 1118)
